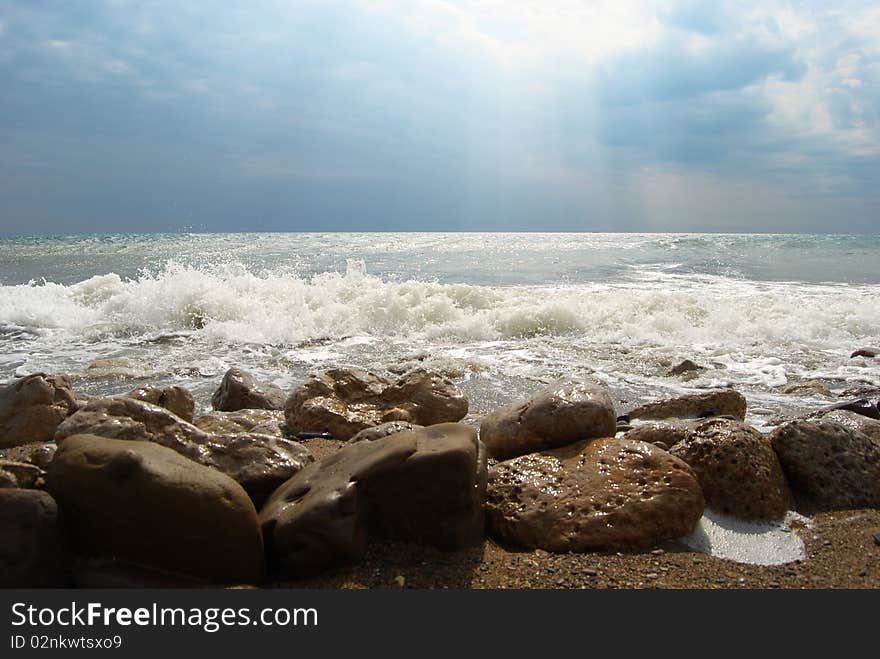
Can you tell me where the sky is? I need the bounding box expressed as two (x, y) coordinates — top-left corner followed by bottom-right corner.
(0, 0), (878, 234)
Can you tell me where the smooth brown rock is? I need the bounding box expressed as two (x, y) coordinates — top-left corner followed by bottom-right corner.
(770, 419), (880, 509)
(284, 368), (468, 441)
(669, 419), (792, 520)
(347, 421), (423, 444)
(817, 410), (880, 443)
(55, 397), (311, 505)
(194, 409), (285, 437)
(781, 381), (832, 397)
(486, 438), (704, 552)
(628, 389), (747, 421)
(479, 377), (617, 460)
(126, 385), (195, 422)
(0, 373), (76, 448)
(0, 489), (70, 587)
(211, 368), (285, 412)
(260, 423), (486, 577)
(47, 434), (264, 584)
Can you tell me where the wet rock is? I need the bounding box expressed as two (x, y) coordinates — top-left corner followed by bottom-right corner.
(816, 410), (880, 443)
(479, 377), (617, 460)
(55, 397), (311, 505)
(284, 368), (468, 441)
(0, 373), (77, 448)
(212, 368), (285, 412)
(816, 398), (879, 420)
(781, 381), (832, 397)
(195, 409), (285, 437)
(260, 423), (486, 577)
(669, 419), (792, 520)
(851, 347), (879, 358)
(668, 360), (704, 376)
(486, 438), (704, 552)
(0, 441), (57, 468)
(628, 389), (747, 422)
(0, 460), (44, 489)
(347, 421), (423, 444)
(125, 385), (195, 423)
(623, 421), (692, 448)
(47, 434), (265, 584)
(0, 489), (70, 587)
(769, 419), (880, 509)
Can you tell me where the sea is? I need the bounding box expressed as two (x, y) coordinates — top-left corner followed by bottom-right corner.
(1, 232), (878, 431)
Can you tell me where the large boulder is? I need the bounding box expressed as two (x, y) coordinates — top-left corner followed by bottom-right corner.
(486, 438), (704, 552)
(211, 368), (285, 412)
(260, 423), (486, 577)
(194, 409), (285, 437)
(0, 373), (77, 447)
(669, 419), (792, 520)
(55, 397), (312, 505)
(284, 368), (468, 441)
(627, 389), (747, 421)
(0, 489), (70, 587)
(125, 385), (195, 423)
(479, 377), (617, 460)
(47, 434), (265, 584)
(770, 419), (880, 509)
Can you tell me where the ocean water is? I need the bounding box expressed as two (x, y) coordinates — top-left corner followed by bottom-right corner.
(1, 232), (878, 427)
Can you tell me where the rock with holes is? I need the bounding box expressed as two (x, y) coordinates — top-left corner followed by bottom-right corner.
(47, 434), (264, 584)
(0, 373), (77, 448)
(669, 418), (792, 520)
(194, 409), (285, 437)
(211, 368), (285, 412)
(816, 410), (880, 443)
(486, 438), (705, 552)
(0, 489), (70, 587)
(125, 385), (195, 423)
(347, 421), (423, 444)
(769, 419), (880, 509)
(284, 368), (468, 441)
(260, 423), (486, 577)
(479, 377), (617, 460)
(627, 389), (747, 422)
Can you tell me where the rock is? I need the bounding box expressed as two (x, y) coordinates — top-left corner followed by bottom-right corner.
(816, 398), (879, 420)
(0, 441), (57, 468)
(851, 347), (879, 358)
(347, 421), (423, 444)
(71, 557), (210, 588)
(669, 419), (792, 520)
(211, 368), (285, 412)
(194, 409), (285, 437)
(628, 389), (747, 422)
(769, 420), (880, 509)
(479, 377), (617, 460)
(284, 368), (468, 441)
(125, 385), (195, 423)
(55, 397), (312, 505)
(0, 460), (44, 489)
(0, 373), (77, 448)
(47, 434), (265, 584)
(668, 360), (704, 376)
(816, 410), (880, 443)
(623, 421), (692, 448)
(781, 381), (832, 397)
(486, 438), (704, 552)
(0, 470), (17, 488)
(0, 489), (70, 587)
(260, 423), (486, 577)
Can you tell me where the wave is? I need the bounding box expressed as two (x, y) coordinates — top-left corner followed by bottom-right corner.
(0, 260), (877, 352)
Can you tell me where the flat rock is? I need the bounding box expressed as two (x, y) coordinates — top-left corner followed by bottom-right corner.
(486, 438), (705, 552)
(479, 377), (617, 460)
(125, 385), (195, 422)
(0, 373), (77, 448)
(628, 389), (747, 421)
(55, 397), (311, 505)
(284, 368), (468, 441)
(769, 419), (880, 509)
(47, 434), (265, 584)
(817, 397), (879, 420)
(669, 419), (792, 520)
(347, 421), (423, 444)
(194, 409), (285, 437)
(260, 423), (486, 577)
(211, 368), (285, 411)
(0, 489), (70, 587)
